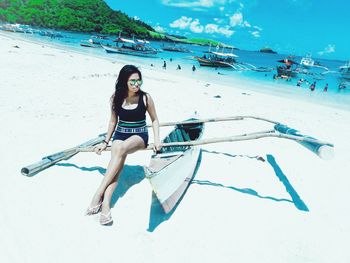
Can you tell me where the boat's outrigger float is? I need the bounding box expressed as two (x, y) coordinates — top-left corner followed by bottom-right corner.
(21, 116), (334, 213)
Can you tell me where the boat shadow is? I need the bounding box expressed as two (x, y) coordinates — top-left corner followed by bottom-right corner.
(56, 163), (107, 175)
(56, 150), (308, 231)
(192, 150), (309, 212)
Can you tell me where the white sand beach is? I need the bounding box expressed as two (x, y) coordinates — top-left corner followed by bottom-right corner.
(1, 33), (350, 263)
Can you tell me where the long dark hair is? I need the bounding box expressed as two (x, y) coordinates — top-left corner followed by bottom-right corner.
(112, 65), (145, 116)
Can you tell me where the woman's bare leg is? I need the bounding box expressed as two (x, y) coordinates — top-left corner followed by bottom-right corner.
(88, 136), (145, 213)
(100, 135), (145, 215)
(88, 140), (124, 209)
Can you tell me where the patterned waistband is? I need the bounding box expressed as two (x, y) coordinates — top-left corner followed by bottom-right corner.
(116, 126), (148, 133)
(118, 119), (146, 128)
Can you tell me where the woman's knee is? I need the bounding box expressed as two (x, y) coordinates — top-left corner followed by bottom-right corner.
(111, 142), (127, 157)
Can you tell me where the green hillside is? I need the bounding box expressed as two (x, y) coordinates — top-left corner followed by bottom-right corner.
(0, 0), (231, 46)
(0, 0), (154, 37)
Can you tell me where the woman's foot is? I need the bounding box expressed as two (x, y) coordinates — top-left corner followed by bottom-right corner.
(85, 202), (102, 215)
(100, 203), (113, 225)
(100, 211), (113, 225)
(85, 195), (103, 216)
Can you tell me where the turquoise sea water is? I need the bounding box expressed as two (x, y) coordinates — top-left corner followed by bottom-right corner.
(3, 29), (350, 111)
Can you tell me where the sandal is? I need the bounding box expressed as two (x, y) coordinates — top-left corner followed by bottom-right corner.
(100, 211), (113, 225)
(85, 202), (102, 216)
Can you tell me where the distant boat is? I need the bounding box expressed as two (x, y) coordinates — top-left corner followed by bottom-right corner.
(339, 61), (350, 79)
(252, 66), (274, 72)
(0, 23), (33, 33)
(101, 37), (158, 58)
(276, 66), (298, 78)
(162, 44), (192, 53)
(259, 47), (277, 54)
(300, 54), (328, 71)
(38, 30), (63, 38)
(195, 51), (238, 68)
(80, 39), (100, 48)
(80, 35), (109, 48)
(276, 59), (299, 78)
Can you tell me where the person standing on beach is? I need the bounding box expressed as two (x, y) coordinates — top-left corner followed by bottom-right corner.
(86, 65), (161, 225)
(163, 60), (166, 69)
(323, 83), (328, 92)
(310, 81), (316, 91)
(338, 83), (346, 90)
(192, 65), (196, 72)
(297, 79), (302, 87)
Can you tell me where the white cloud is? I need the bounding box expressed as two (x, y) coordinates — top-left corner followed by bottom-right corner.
(229, 12), (243, 27)
(170, 16), (193, 29)
(190, 19), (204, 33)
(251, 31), (260, 38)
(205, 24), (234, 37)
(214, 17), (224, 23)
(218, 27), (235, 37)
(318, 44), (336, 56)
(243, 21), (251, 27)
(161, 0), (213, 8)
(170, 17), (234, 37)
(205, 24), (218, 33)
(219, 6), (224, 11)
(169, 17), (204, 33)
(133, 16), (140, 21)
(154, 25), (165, 33)
(161, 0), (228, 8)
(253, 25), (263, 31)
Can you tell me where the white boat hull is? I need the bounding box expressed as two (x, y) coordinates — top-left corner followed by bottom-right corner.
(145, 146), (200, 213)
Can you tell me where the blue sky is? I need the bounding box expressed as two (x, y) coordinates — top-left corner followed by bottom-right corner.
(105, 0), (349, 60)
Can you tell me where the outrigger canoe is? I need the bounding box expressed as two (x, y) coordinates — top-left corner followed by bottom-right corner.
(21, 115), (334, 214)
(144, 119), (204, 213)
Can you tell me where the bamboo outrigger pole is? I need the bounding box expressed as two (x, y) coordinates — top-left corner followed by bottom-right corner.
(21, 134), (106, 176)
(98, 115), (279, 137)
(80, 125), (334, 160)
(21, 116), (334, 177)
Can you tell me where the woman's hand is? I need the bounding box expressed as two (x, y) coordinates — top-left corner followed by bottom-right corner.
(153, 142), (162, 153)
(94, 142), (108, 155)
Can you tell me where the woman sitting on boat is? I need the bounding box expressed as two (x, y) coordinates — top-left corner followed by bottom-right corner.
(86, 65), (161, 225)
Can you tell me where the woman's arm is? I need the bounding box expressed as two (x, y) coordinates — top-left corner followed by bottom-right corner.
(104, 108), (118, 143)
(145, 94), (161, 151)
(95, 97), (118, 154)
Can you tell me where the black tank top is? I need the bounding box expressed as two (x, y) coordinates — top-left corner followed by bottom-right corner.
(117, 94), (147, 129)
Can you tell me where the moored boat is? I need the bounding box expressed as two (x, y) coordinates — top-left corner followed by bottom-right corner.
(195, 51), (238, 68)
(101, 37), (158, 58)
(276, 58), (299, 78)
(339, 61), (350, 79)
(162, 45), (192, 53)
(80, 35), (109, 48)
(300, 54), (328, 71)
(144, 119), (204, 213)
(80, 39), (101, 48)
(276, 66), (298, 78)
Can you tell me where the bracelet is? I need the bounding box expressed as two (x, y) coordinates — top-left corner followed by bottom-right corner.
(103, 140), (109, 144)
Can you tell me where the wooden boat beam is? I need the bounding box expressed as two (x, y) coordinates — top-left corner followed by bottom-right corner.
(21, 134), (106, 176)
(21, 116), (334, 176)
(80, 128), (334, 160)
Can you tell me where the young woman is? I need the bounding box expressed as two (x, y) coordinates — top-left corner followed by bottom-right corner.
(86, 65), (161, 225)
